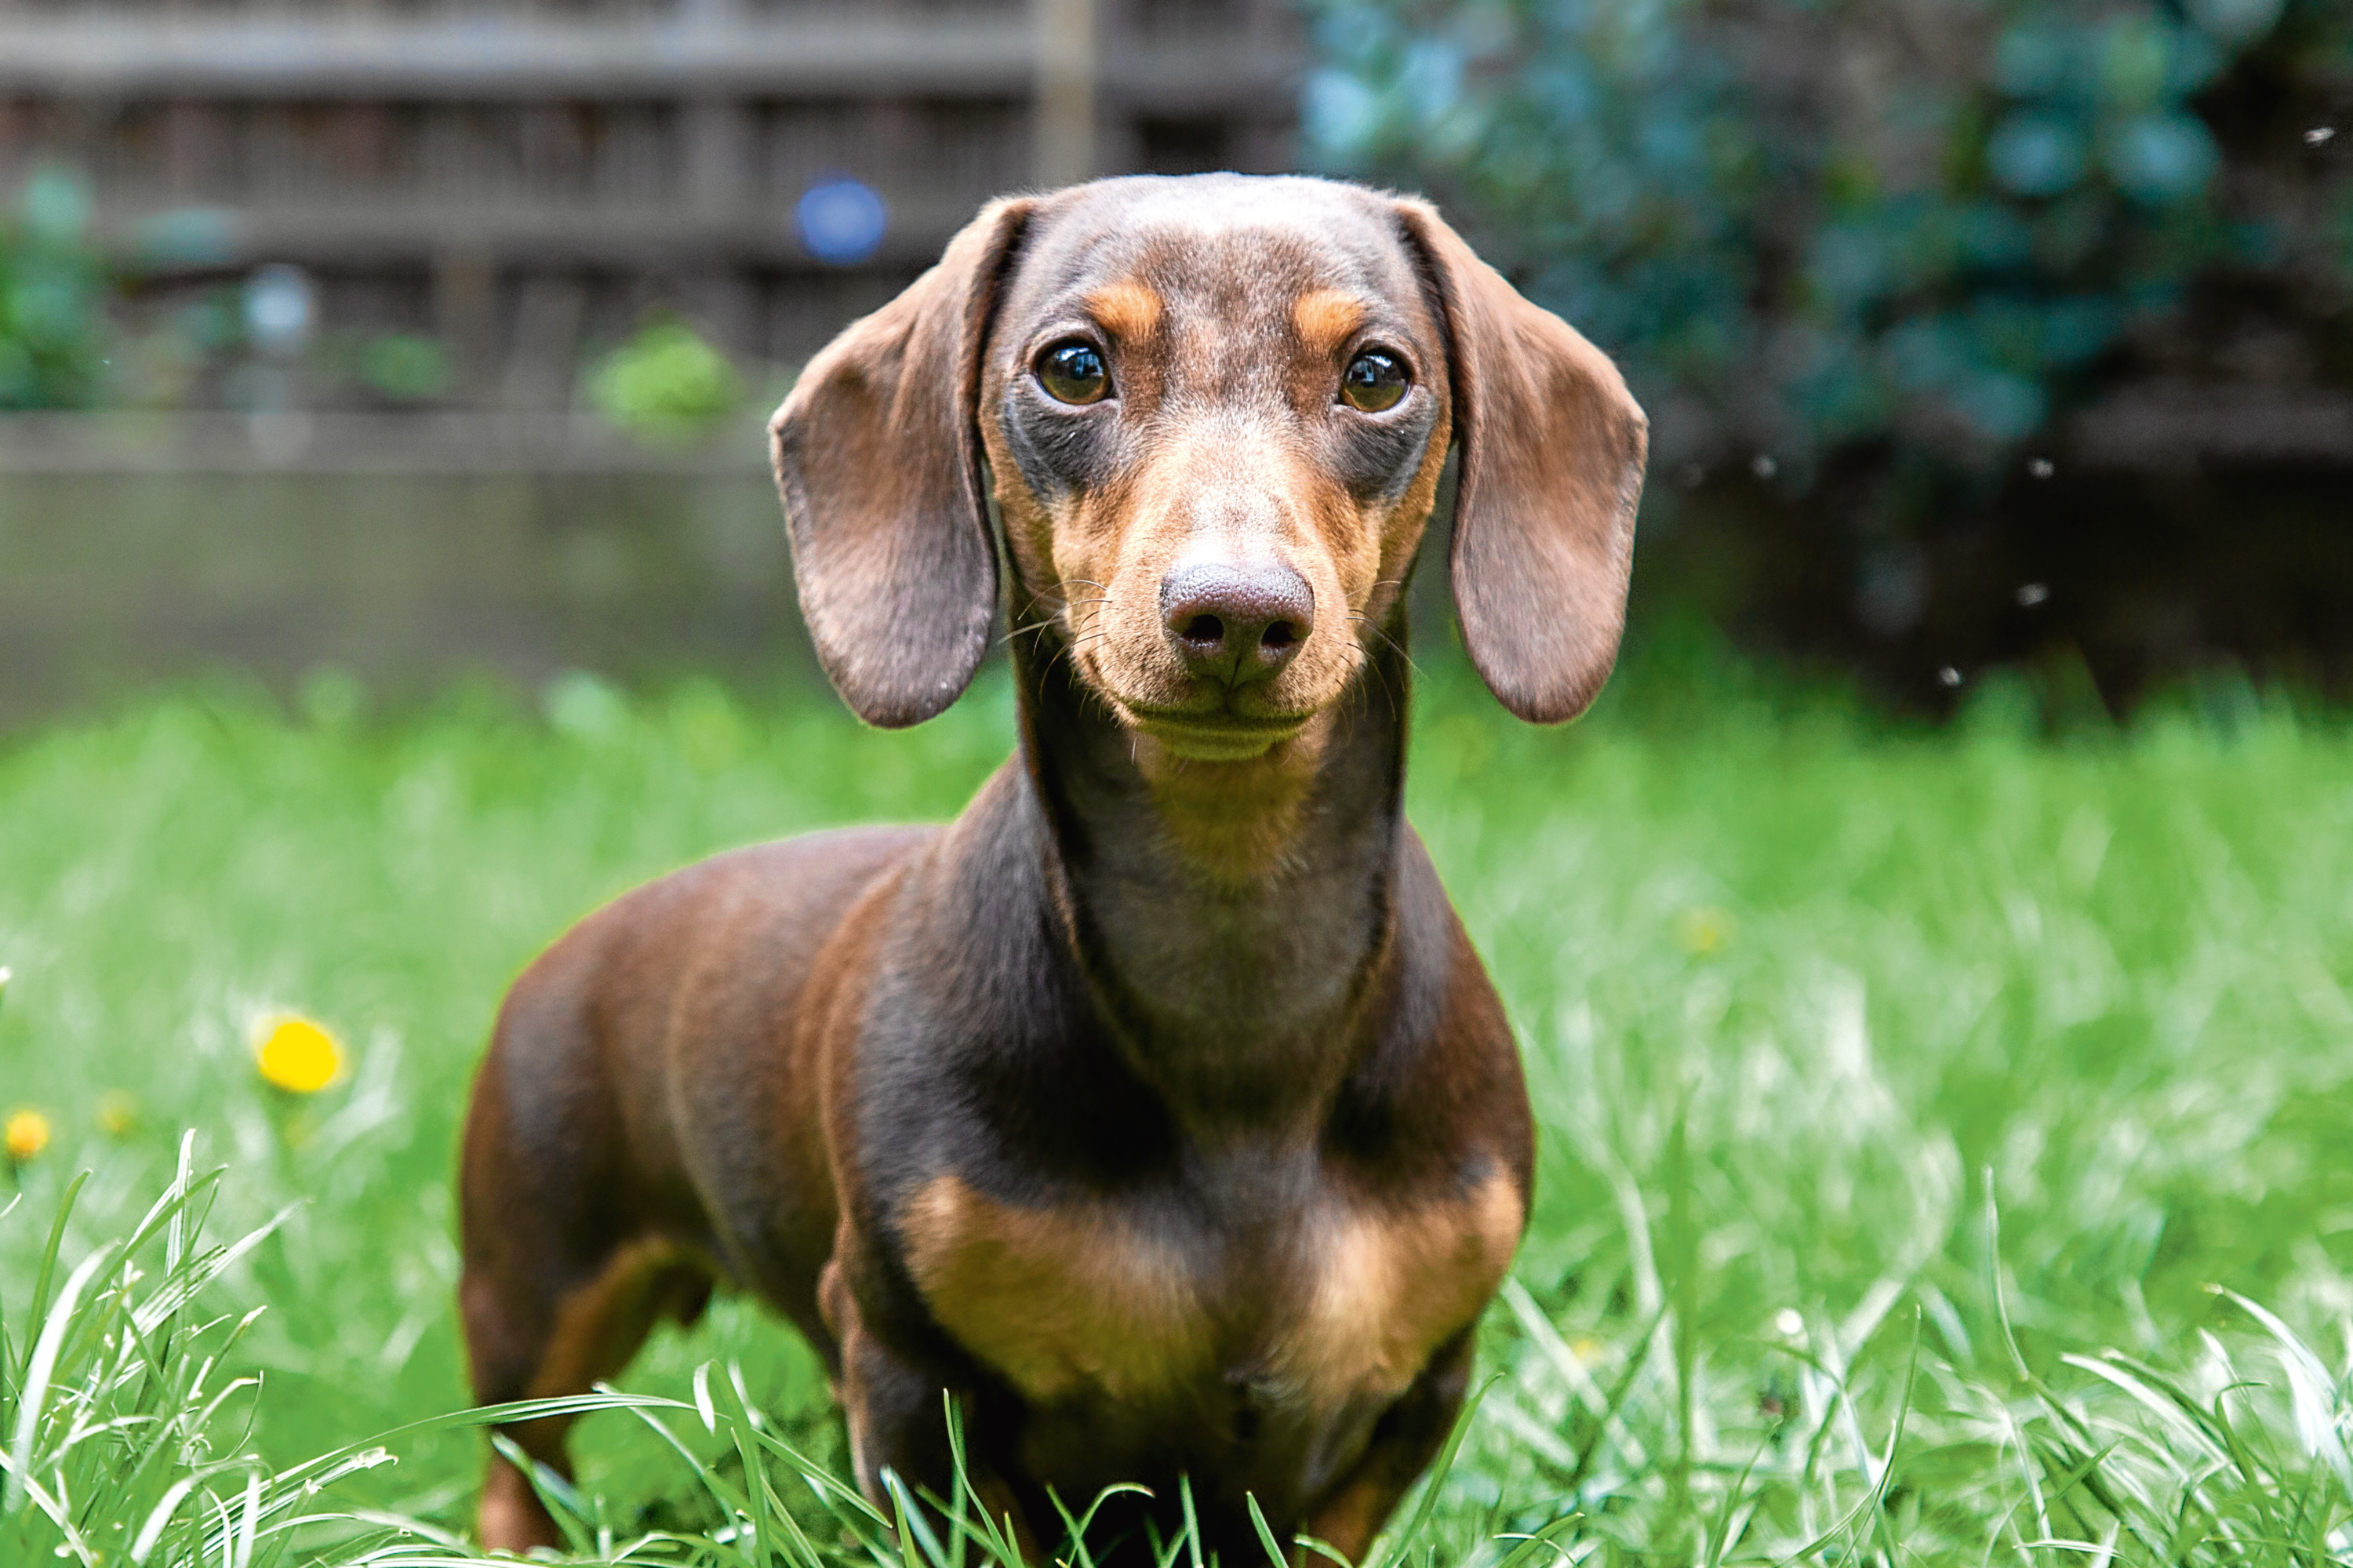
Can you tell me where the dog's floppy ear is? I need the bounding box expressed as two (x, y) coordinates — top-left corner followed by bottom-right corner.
(1397, 199), (1648, 724)
(770, 197), (1035, 728)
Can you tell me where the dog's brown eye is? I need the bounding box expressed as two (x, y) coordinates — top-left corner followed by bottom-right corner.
(1038, 341), (1110, 406)
(1340, 349), (1409, 413)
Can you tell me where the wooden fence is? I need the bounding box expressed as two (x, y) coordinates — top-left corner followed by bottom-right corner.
(0, 0), (1300, 398)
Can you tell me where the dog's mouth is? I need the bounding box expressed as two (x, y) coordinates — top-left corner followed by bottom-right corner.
(1120, 704), (1314, 762)
(1049, 629), (1326, 759)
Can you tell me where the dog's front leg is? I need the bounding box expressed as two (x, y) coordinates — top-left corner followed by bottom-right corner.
(1295, 1330), (1477, 1566)
(824, 1262), (1043, 1561)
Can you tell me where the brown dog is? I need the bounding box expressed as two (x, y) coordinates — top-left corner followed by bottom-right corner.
(457, 173), (1646, 1562)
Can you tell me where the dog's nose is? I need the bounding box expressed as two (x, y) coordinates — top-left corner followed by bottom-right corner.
(1159, 561), (1314, 681)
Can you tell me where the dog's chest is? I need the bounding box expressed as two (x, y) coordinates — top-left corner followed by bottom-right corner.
(897, 1164), (1521, 1417)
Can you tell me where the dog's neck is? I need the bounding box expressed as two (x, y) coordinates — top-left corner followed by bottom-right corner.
(1010, 620), (1409, 1137)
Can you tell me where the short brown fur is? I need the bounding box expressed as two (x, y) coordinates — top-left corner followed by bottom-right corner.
(459, 174), (1645, 1563)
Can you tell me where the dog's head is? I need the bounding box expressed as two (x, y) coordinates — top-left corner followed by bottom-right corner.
(772, 175), (1646, 758)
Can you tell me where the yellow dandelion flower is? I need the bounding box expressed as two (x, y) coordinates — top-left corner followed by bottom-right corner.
(96, 1090), (140, 1138)
(255, 1015), (345, 1093)
(5, 1108), (51, 1162)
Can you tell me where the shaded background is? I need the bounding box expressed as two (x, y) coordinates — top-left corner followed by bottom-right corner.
(1, 0), (2350, 721)
(1301, 0), (2353, 711)
(0, 0), (1300, 720)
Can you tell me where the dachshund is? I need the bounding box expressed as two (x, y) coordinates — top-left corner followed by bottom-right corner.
(458, 173), (1646, 1562)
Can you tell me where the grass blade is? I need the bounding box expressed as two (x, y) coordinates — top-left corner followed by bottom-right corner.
(16, 1169), (89, 1388)
(5, 1239), (115, 1512)
(129, 1474), (200, 1565)
(1363, 1373), (1498, 1568)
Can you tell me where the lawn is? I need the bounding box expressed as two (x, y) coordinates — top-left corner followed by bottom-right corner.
(5, 641), (2353, 1565)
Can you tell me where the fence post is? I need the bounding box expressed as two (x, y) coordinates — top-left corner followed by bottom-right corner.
(1034, 0), (1096, 188)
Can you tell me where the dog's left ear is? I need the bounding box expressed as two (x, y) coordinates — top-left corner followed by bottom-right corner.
(1397, 199), (1649, 724)
(771, 198), (1036, 728)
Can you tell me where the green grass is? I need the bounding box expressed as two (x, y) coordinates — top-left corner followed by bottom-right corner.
(6, 642), (2353, 1564)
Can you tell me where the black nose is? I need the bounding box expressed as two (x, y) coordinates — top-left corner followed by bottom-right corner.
(1159, 561), (1315, 681)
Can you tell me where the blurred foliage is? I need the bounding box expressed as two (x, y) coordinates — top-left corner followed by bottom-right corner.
(0, 168), (109, 409)
(590, 320), (747, 442)
(1307, 0), (2353, 497)
(357, 332), (455, 404)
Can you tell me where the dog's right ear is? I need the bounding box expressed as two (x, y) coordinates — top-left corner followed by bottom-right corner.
(770, 198), (1036, 728)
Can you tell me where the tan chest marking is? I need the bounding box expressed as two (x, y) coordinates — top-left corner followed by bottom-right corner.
(900, 1175), (1217, 1405)
(1270, 1173), (1525, 1408)
(903, 1170), (1525, 1413)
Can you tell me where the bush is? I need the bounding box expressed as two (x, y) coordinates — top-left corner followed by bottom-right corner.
(0, 168), (109, 409)
(357, 333), (454, 404)
(590, 321), (747, 442)
(1307, 0), (2352, 485)
(1307, 0), (2353, 702)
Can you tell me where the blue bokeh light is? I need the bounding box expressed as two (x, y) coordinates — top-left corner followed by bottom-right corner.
(795, 178), (889, 267)
(243, 264), (315, 355)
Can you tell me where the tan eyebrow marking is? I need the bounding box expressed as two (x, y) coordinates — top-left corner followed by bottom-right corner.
(1292, 289), (1367, 355)
(1084, 280), (1164, 341)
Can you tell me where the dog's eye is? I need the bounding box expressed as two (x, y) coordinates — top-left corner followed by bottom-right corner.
(1037, 341), (1111, 406)
(1340, 349), (1409, 413)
